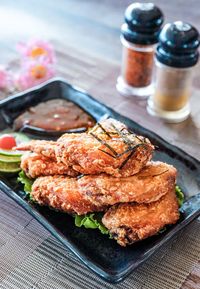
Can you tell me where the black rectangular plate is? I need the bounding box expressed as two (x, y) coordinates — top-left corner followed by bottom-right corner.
(0, 78), (200, 283)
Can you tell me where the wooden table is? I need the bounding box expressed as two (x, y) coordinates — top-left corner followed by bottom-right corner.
(0, 0), (199, 288)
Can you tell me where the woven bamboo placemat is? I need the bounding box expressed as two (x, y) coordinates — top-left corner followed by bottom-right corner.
(0, 190), (200, 289)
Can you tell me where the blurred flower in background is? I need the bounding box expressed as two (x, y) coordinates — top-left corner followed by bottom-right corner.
(0, 38), (56, 93)
(16, 57), (55, 90)
(17, 39), (55, 64)
(15, 38), (56, 90)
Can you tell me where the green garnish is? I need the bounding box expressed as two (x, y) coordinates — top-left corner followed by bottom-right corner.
(18, 171), (34, 200)
(74, 212), (112, 237)
(175, 185), (184, 207)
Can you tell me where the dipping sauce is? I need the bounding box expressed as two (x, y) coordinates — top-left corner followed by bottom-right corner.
(14, 99), (96, 131)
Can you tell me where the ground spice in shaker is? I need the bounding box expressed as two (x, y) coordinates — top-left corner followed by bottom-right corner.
(147, 21), (200, 122)
(122, 44), (154, 87)
(117, 3), (163, 97)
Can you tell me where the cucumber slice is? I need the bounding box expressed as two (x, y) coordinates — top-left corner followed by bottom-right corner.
(0, 154), (21, 163)
(0, 169), (21, 176)
(0, 149), (22, 157)
(0, 161), (21, 173)
(0, 168), (21, 175)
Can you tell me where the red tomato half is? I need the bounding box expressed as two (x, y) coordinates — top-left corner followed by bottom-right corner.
(0, 134), (17, 150)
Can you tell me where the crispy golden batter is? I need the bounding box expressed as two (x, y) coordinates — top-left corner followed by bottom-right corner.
(15, 118), (154, 177)
(102, 189), (180, 246)
(31, 162), (176, 215)
(21, 152), (78, 178)
(32, 175), (106, 215)
(78, 161), (177, 206)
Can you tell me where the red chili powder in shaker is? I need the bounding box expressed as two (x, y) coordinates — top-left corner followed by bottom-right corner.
(122, 46), (154, 87)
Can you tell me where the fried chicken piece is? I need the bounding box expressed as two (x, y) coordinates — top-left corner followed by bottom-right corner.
(15, 118), (154, 177)
(31, 162), (176, 215)
(102, 189), (180, 246)
(78, 162), (177, 206)
(32, 175), (106, 215)
(21, 152), (78, 178)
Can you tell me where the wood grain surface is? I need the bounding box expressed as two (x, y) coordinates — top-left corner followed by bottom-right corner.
(0, 0), (199, 288)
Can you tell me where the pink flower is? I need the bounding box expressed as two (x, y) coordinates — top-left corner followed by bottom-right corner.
(16, 58), (55, 90)
(17, 39), (55, 64)
(0, 66), (13, 90)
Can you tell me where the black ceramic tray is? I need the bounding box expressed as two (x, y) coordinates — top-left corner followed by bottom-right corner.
(0, 78), (200, 283)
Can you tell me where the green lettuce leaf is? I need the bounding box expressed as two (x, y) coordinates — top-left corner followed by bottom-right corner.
(74, 212), (111, 236)
(175, 185), (184, 207)
(18, 171), (34, 200)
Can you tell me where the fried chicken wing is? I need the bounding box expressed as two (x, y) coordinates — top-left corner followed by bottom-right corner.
(15, 118), (154, 177)
(102, 189), (180, 246)
(78, 161), (177, 206)
(32, 175), (106, 215)
(21, 152), (78, 178)
(31, 162), (176, 215)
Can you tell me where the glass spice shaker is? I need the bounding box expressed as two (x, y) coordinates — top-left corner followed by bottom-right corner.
(116, 2), (164, 98)
(147, 21), (200, 122)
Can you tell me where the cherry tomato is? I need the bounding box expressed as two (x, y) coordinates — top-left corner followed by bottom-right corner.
(0, 134), (17, 150)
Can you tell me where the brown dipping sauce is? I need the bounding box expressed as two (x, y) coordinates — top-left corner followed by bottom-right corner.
(14, 99), (96, 131)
